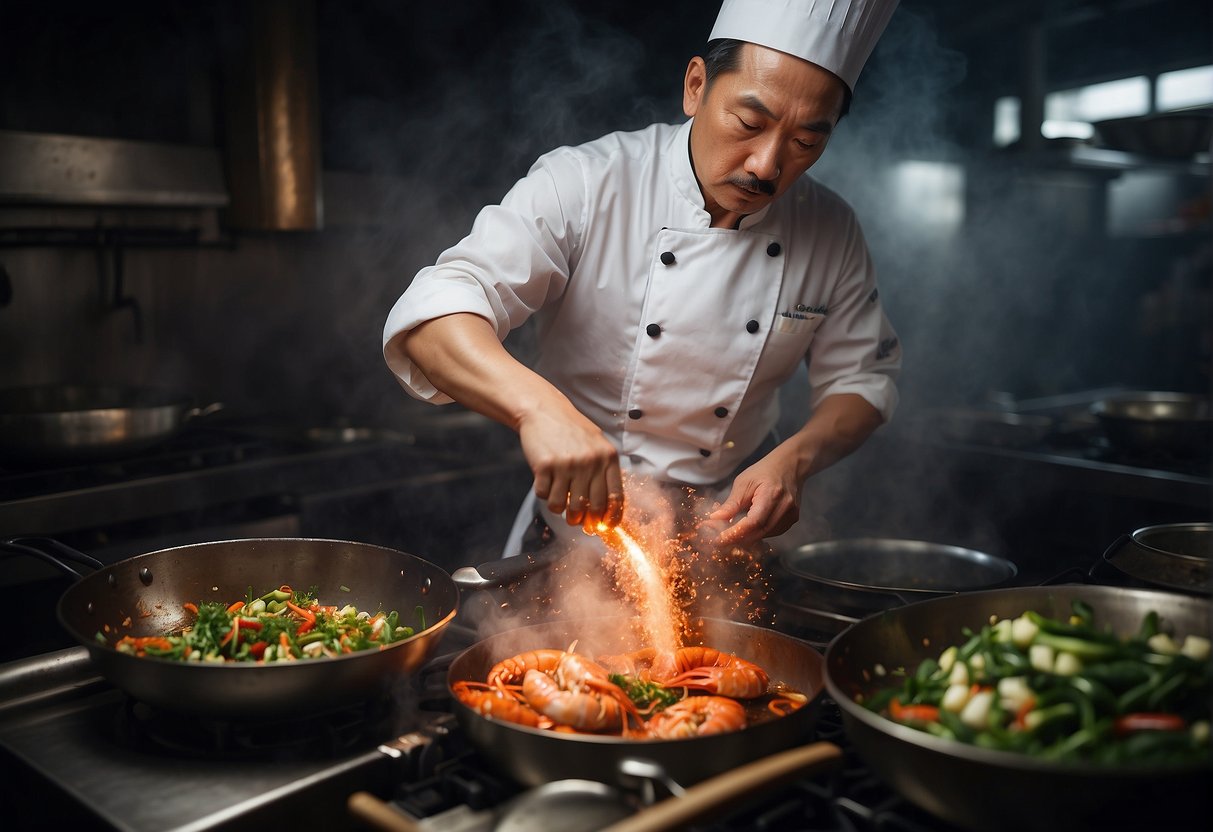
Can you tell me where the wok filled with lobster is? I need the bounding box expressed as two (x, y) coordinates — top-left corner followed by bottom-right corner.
(447, 615), (828, 788)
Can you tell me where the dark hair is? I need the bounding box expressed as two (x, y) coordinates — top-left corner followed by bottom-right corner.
(703, 38), (853, 119)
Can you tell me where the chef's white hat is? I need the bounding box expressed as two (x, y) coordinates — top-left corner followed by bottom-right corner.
(708, 0), (899, 92)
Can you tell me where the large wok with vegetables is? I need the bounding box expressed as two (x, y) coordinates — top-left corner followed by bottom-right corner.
(826, 585), (1211, 831)
(3, 537), (457, 719)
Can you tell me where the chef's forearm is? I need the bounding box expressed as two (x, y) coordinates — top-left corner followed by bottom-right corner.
(780, 393), (883, 481)
(392, 313), (570, 431)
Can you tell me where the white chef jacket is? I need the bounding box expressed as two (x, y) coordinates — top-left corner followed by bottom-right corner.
(384, 118), (900, 504)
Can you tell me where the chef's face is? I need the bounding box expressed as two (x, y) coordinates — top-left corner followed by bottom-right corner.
(683, 43), (846, 228)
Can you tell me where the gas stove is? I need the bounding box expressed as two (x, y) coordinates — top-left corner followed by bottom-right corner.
(0, 618), (968, 832)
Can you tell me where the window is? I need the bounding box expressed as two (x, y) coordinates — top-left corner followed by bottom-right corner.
(1156, 65), (1213, 111)
(993, 75), (1161, 145)
(1045, 76), (1150, 136)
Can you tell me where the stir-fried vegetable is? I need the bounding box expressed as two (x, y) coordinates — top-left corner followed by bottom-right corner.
(863, 601), (1211, 765)
(103, 585), (420, 663)
(609, 674), (680, 711)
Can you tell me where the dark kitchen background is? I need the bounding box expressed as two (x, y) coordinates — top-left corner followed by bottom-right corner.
(1, 0), (1210, 658)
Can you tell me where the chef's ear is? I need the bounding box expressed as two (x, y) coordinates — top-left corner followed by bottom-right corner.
(683, 56), (708, 117)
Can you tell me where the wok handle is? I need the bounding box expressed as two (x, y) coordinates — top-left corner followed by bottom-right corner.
(599, 741), (843, 832)
(347, 792), (422, 832)
(452, 546), (566, 590)
(184, 401), (225, 422)
(0, 537), (104, 580)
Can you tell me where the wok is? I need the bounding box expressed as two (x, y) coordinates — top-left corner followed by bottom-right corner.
(0, 384), (221, 462)
(1090, 391), (1211, 456)
(447, 616), (828, 790)
(1095, 523), (1211, 596)
(1, 537), (457, 719)
(826, 585), (1212, 831)
(778, 538), (1018, 629)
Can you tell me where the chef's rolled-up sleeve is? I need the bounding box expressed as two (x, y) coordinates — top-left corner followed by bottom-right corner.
(805, 217), (901, 422)
(383, 151), (586, 402)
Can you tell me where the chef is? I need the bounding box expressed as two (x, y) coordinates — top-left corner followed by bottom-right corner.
(384, 0), (902, 556)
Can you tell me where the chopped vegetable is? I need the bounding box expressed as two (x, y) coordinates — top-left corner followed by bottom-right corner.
(109, 585), (423, 664)
(863, 601), (1211, 765)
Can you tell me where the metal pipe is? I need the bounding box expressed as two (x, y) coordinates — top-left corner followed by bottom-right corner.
(222, 0), (323, 231)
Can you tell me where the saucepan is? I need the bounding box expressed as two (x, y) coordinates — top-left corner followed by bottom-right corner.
(0, 384), (223, 463)
(0, 537), (458, 718)
(826, 584), (1212, 831)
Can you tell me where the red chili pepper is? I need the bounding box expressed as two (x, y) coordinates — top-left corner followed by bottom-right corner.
(296, 619), (315, 635)
(889, 697), (940, 723)
(1114, 713), (1186, 735)
(1012, 697), (1037, 731)
(238, 618), (263, 630)
(249, 641), (267, 659)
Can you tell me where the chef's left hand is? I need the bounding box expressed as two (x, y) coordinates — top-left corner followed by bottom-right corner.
(707, 395), (884, 546)
(708, 447), (803, 546)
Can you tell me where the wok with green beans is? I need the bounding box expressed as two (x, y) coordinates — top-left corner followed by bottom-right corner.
(826, 585), (1212, 832)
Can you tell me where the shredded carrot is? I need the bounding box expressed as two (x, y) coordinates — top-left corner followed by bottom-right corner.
(226, 600), (245, 614)
(183, 602), (199, 615)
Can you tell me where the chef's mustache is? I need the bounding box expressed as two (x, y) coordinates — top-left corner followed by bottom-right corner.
(729, 174), (777, 196)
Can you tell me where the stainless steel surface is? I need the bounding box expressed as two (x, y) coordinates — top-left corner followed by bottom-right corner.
(825, 585), (1212, 832)
(43, 537), (457, 718)
(0, 129), (228, 207)
(0, 661), (399, 832)
(448, 616), (825, 789)
(0, 430), (490, 539)
(0, 385), (216, 461)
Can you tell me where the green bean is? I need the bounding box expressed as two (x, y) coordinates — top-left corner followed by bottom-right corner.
(1033, 631), (1119, 660)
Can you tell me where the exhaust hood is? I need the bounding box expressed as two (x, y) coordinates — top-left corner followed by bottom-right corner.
(0, 0), (322, 231)
(0, 130), (228, 208)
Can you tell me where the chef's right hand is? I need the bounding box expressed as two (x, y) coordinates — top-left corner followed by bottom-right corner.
(517, 406), (624, 531)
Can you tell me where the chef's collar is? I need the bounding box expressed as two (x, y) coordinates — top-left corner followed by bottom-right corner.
(669, 118), (773, 231)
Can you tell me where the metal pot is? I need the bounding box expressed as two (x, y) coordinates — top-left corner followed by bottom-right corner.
(1095, 522), (1210, 595)
(1090, 391), (1212, 456)
(826, 585), (1212, 831)
(0, 537), (458, 718)
(446, 615), (828, 789)
(777, 538), (1018, 630)
(0, 384), (222, 462)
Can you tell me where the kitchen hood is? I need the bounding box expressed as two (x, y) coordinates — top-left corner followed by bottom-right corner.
(0, 130), (228, 208)
(0, 0), (322, 230)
